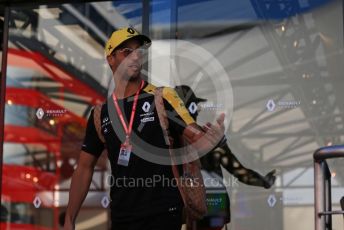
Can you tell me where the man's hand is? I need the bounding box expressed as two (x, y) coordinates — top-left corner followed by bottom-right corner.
(183, 113), (226, 155)
(63, 151), (98, 230)
(202, 113), (225, 146)
(263, 169), (276, 189)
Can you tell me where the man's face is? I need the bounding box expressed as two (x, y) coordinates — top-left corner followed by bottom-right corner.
(108, 39), (146, 80)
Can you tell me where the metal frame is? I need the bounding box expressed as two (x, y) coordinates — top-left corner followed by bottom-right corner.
(0, 6), (9, 206)
(314, 145), (344, 230)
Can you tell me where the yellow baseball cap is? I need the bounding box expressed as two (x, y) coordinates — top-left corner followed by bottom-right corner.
(105, 27), (151, 56)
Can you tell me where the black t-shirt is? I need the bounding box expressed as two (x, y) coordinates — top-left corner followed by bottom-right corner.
(81, 81), (195, 222)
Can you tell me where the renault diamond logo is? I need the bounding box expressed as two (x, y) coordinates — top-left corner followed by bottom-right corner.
(267, 194), (277, 207)
(266, 99), (276, 112)
(36, 108), (45, 119)
(142, 102), (150, 113)
(101, 196), (110, 208)
(188, 102), (197, 114)
(33, 196), (42, 208)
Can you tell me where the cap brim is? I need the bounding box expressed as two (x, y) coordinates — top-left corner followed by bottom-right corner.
(195, 98), (207, 103)
(137, 34), (152, 47)
(121, 34), (151, 48)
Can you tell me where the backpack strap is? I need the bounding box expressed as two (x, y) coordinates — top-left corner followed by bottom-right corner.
(154, 86), (188, 203)
(93, 104), (105, 143)
(154, 87), (172, 146)
(155, 87), (207, 222)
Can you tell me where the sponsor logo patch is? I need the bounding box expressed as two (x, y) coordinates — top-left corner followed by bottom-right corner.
(140, 116), (155, 123)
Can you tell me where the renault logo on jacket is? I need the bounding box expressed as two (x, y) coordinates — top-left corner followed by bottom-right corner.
(142, 102), (151, 113)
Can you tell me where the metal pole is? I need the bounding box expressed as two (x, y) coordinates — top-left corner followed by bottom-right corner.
(170, 0), (178, 39)
(142, 0), (150, 82)
(142, 0), (150, 38)
(314, 160), (325, 230)
(169, 0), (178, 86)
(340, 196), (344, 220)
(313, 146), (344, 230)
(324, 161), (332, 230)
(0, 6), (10, 206)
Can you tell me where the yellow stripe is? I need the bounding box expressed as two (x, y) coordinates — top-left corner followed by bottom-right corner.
(143, 82), (156, 94)
(162, 87), (195, 125)
(143, 83), (195, 125)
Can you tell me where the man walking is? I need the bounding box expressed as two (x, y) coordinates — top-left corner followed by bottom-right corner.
(64, 27), (225, 230)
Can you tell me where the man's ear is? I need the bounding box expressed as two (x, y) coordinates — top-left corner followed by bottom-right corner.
(106, 54), (116, 70)
(106, 55), (113, 64)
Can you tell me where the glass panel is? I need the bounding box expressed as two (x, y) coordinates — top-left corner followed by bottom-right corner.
(2, 1), (343, 229)
(1, 2), (142, 229)
(149, 0), (344, 229)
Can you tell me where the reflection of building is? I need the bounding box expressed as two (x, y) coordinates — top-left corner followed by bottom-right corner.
(0, 1), (343, 230)
(2, 40), (108, 230)
(1, 8), (109, 228)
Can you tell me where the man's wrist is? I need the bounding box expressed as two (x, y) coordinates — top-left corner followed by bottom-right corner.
(207, 135), (227, 153)
(217, 135), (227, 148)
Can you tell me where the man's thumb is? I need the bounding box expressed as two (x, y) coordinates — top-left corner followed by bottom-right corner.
(216, 113), (225, 125)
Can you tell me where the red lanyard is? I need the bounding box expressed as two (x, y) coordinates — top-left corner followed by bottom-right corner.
(112, 80), (144, 141)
